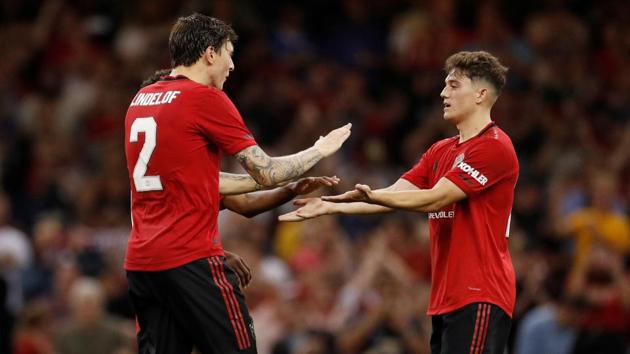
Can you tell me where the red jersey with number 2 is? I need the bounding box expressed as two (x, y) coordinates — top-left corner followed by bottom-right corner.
(123, 76), (256, 271)
(402, 122), (518, 317)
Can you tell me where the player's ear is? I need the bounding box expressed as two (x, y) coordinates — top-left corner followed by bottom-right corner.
(204, 46), (216, 64)
(476, 87), (488, 104)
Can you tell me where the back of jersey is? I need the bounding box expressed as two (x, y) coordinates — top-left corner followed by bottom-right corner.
(123, 76), (256, 271)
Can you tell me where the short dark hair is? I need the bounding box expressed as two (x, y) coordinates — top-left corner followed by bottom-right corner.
(141, 69), (171, 88)
(168, 14), (238, 67)
(444, 51), (508, 94)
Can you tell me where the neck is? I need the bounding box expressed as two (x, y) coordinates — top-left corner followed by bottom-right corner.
(456, 108), (492, 143)
(171, 63), (210, 86)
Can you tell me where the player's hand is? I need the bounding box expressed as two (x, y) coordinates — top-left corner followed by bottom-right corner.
(313, 123), (352, 157)
(321, 184), (373, 203)
(288, 176), (340, 195)
(224, 251), (252, 289)
(278, 198), (331, 222)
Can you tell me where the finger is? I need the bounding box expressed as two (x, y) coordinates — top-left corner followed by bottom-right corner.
(279, 212), (304, 222)
(293, 199), (308, 206)
(321, 195), (348, 202)
(233, 265), (247, 286)
(240, 258), (252, 276)
(239, 259), (252, 286)
(321, 179), (333, 186)
(295, 210), (314, 218)
(355, 184), (370, 192)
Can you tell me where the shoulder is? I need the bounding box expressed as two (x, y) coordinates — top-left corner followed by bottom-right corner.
(476, 126), (517, 160)
(427, 136), (458, 156)
(190, 85), (230, 101)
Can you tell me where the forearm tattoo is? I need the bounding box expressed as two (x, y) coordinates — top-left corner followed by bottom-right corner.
(219, 172), (262, 192)
(235, 145), (323, 186)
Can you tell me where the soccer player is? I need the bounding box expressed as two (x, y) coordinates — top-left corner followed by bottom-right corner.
(124, 14), (351, 354)
(280, 51), (518, 354)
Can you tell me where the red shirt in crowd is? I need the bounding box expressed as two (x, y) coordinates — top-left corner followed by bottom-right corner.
(124, 76), (256, 271)
(402, 122), (518, 316)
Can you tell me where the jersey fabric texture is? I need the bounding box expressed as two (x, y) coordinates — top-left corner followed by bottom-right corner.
(402, 122), (518, 317)
(124, 76), (256, 271)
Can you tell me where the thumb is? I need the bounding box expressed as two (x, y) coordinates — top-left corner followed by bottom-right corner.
(293, 199), (307, 206)
(355, 184), (369, 192)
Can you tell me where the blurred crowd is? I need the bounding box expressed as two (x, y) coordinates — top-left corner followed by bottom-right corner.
(1, 0), (629, 353)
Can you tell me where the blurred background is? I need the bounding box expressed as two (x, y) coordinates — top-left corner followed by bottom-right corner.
(0, 0), (629, 353)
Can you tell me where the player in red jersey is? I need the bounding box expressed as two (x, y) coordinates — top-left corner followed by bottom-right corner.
(280, 51), (517, 354)
(124, 14), (350, 354)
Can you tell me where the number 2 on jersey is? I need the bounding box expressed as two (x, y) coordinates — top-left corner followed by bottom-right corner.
(130, 117), (163, 192)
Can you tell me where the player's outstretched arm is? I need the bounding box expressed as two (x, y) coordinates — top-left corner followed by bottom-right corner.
(325, 177), (466, 212)
(234, 123), (351, 187)
(219, 172), (263, 195)
(278, 179), (416, 222)
(222, 176), (339, 218)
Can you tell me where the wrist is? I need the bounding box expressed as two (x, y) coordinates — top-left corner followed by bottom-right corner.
(284, 182), (298, 196)
(325, 201), (337, 215)
(310, 145), (325, 159)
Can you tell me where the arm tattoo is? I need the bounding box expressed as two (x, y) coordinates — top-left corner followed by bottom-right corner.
(219, 172), (262, 195)
(234, 145), (323, 187)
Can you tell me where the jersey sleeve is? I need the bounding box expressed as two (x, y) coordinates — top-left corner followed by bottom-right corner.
(401, 151), (432, 189)
(195, 89), (257, 155)
(444, 140), (515, 196)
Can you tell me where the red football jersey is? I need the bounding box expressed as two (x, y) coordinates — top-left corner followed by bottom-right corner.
(402, 122), (518, 316)
(124, 76), (256, 271)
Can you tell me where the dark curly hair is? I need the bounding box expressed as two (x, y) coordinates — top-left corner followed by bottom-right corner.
(140, 69), (171, 88)
(168, 13), (238, 67)
(444, 51), (508, 94)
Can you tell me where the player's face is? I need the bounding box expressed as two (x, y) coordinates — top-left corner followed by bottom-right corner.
(440, 70), (477, 123)
(210, 41), (235, 89)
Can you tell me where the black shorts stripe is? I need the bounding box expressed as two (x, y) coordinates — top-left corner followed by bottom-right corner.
(208, 257), (251, 349)
(470, 303), (491, 354)
(431, 302), (511, 354)
(482, 304), (492, 353)
(213, 257), (251, 349)
(470, 304), (481, 354)
(207, 258), (244, 348)
(127, 257), (257, 354)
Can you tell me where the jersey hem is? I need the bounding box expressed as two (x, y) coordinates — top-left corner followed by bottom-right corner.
(427, 297), (513, 318)
(124, 248), (225, 271)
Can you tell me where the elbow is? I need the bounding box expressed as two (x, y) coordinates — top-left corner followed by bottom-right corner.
(417, 193), (451, 212)
(420, 202), (444, 213)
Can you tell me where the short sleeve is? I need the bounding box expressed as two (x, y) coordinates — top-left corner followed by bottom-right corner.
(444, 140), (515, 196)
(196, 89), (257, 155)
(401, 152), (432, 189)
